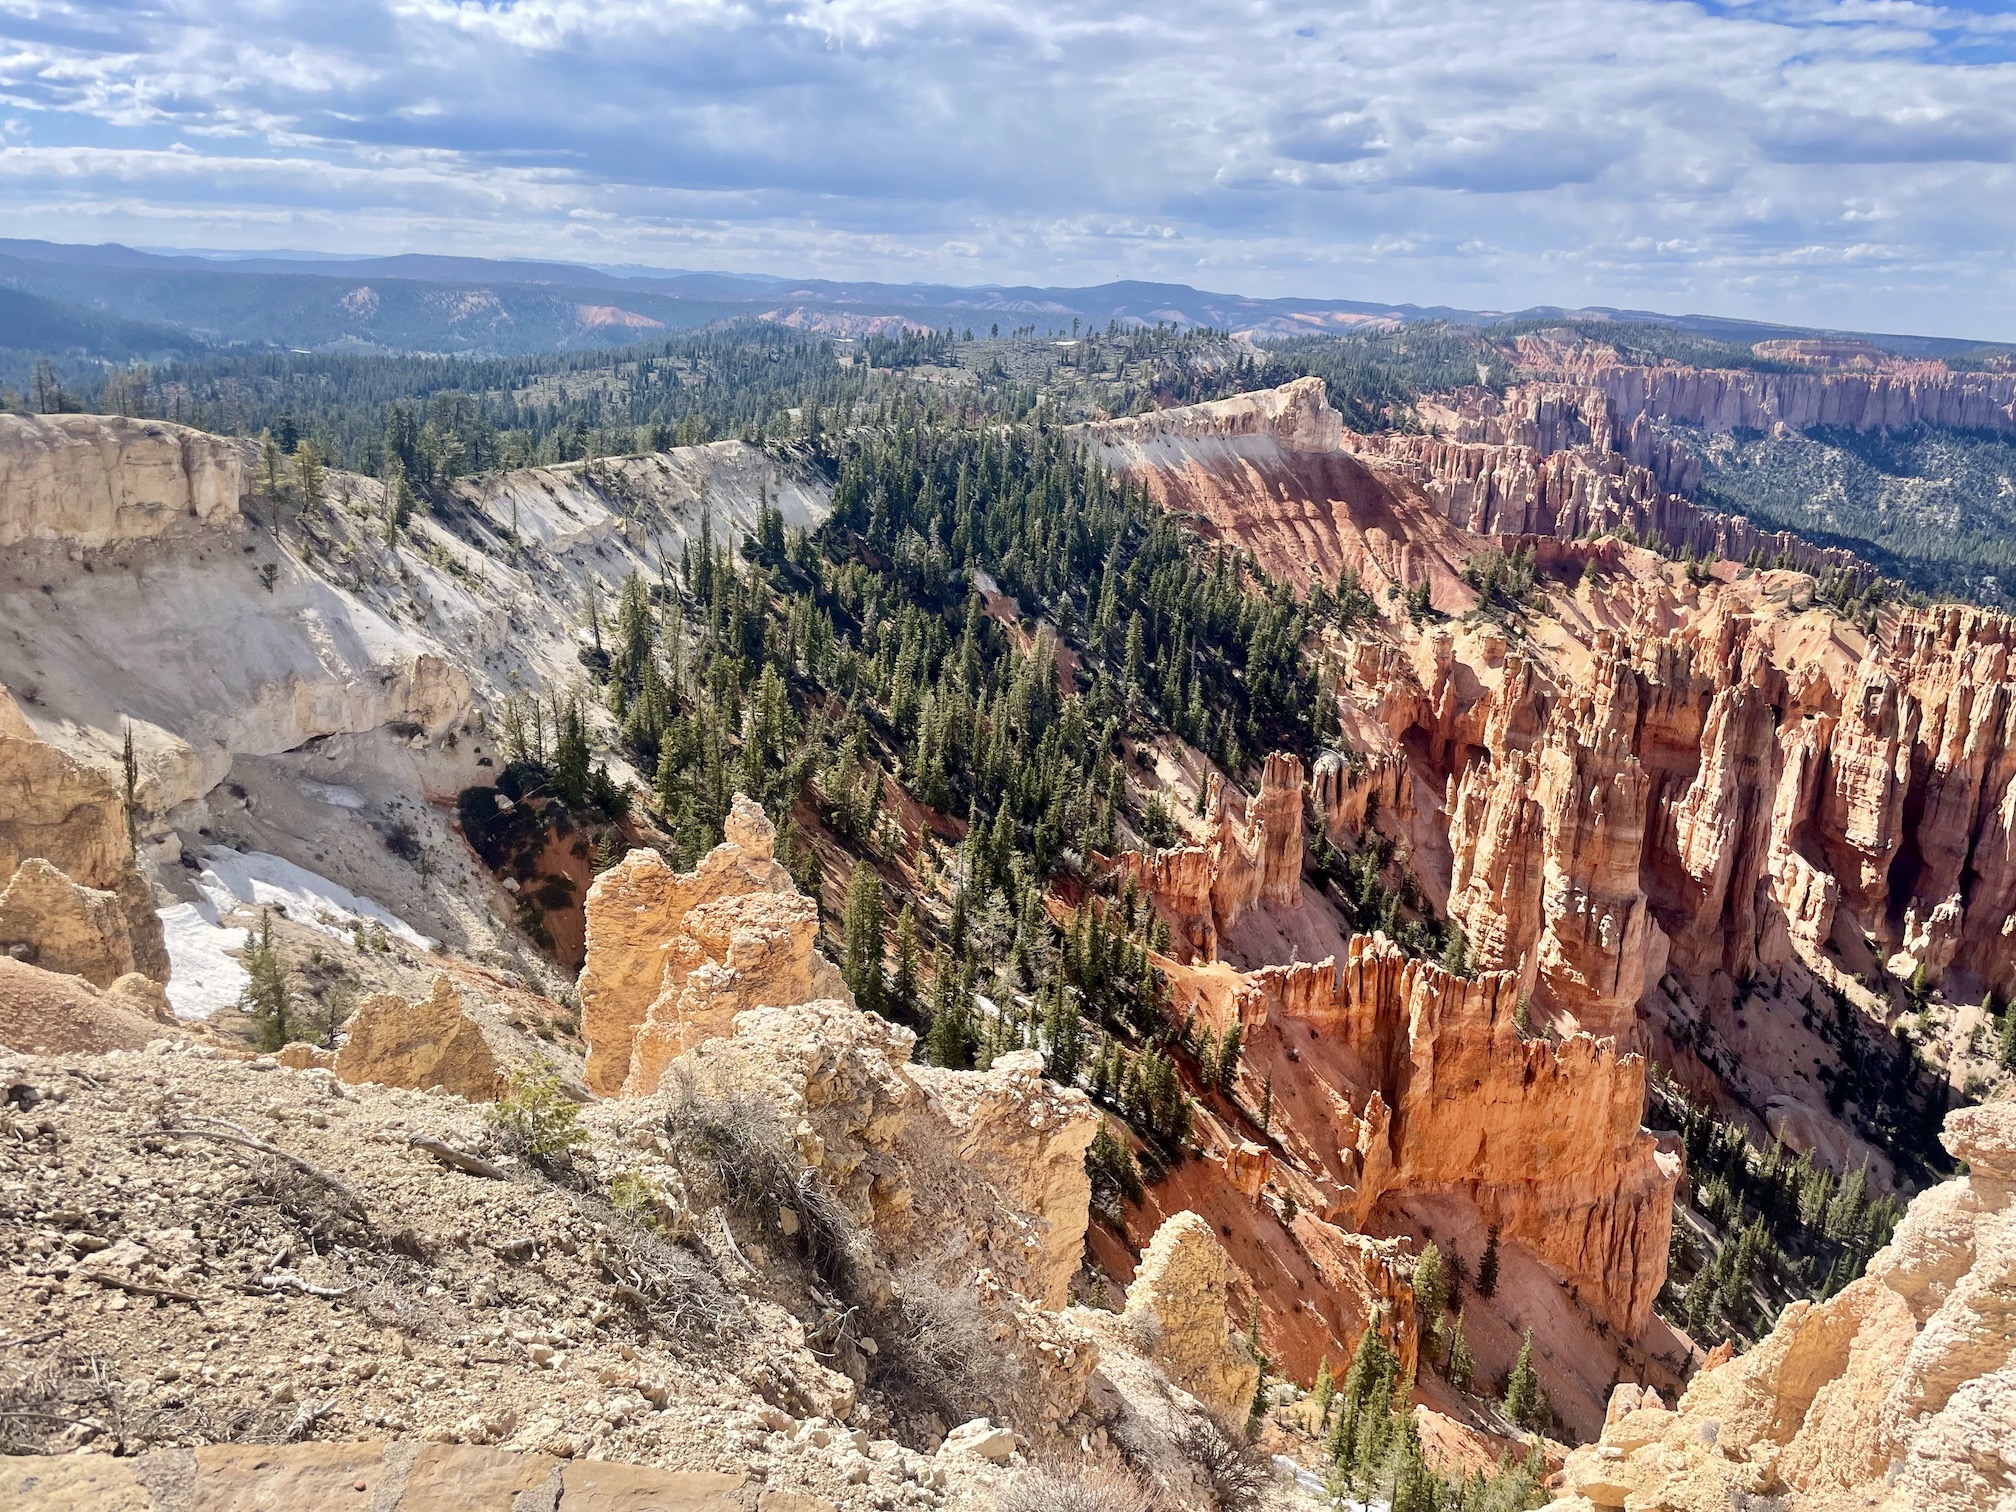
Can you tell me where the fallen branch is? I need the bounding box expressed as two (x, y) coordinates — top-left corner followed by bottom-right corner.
(284, 1399), (333, 1441)
(408, 1135), (508, 1180)
(258, 1269), (354, 1300)
(80, 1271), (202, 1305)
(716, 1209), (753, 1276)
(160, 1120), (365, 1212)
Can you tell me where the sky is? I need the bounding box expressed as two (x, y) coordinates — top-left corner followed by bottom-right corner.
(2, 0), (2015, 338)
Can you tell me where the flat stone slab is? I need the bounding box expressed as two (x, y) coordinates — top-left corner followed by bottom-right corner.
(7, 1445), (749, 1512)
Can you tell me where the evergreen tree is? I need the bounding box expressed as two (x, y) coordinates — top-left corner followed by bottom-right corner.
(841, 862), (887, 1017)
(239, 909), (295, 1051)
(891, 904), (922, 1020)
(926, 953), (971, 1069)
(1478, 1223), (1501, 1298)
(1445, 1308), (1475, 1392)
(1310, 1354), (1334, 1427)
(1503, 1330), (1541, 1431)
(1413, 1242), (1448, 1349)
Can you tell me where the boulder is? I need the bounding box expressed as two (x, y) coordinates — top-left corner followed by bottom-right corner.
(0, 857), (136, 988)
(333, 974), (578, 1103)
(940, 1418), (1016, 1463)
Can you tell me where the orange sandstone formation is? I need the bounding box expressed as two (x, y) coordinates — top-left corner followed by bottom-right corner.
(1219, 936), (1678, 1336)
(1114, 752), (1306, 962)
(578, 794), (843, 1094)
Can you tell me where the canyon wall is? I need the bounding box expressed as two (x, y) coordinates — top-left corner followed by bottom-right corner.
(1355, 419), (1855, 576)
(1591, 361), (2016, 442)
(1438, 604), (2016, 1004)
(1226, 936), (1678, 1335)
(0, 413), (242, 550)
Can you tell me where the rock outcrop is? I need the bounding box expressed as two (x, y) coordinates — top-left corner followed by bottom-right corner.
(1119, 1211), (1262, 1421)
(0, 857), (136, 988)
(1544, 1100), (2016, 1512)
(1591, 360), (2016, 443)
(579, 796), (1099, 1311)
(332, 973), (578, 1102)
(0, 691), (167, 981)
(0, 413), (242, 550)
(1115, 753), (1306, 961)
(1224, 935), (1679, 1335)
(578, 795), (843, 1095)
(672, 998), (1099, 1313)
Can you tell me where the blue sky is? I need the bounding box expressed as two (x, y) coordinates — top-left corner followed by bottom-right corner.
(2, 0), (2014, 337)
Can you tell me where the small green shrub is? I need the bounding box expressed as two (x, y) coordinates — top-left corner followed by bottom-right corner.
(608, 1170), (667, 1231)
(489, 1060), (587, 1167)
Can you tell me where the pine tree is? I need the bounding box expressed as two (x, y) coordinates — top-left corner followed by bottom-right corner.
(1413, 1242), (1447, 1349)
(239, 909), (295, 1051)
(841, 862), (887, 1018)
(295, 438), (325, 507)
(120, 721), (139, 846)
(383, 457), (413, 543)
(1478, 1223), (1501, 1298)
(926, 954), (970, 1069)
(2000, 1003), (2016, 1073)
(1445, 1308), (1475, 1392)
(1310, 1354), (1334, 1427)
(1215, 1023), (1241, 1093)
(1504, 1330), (1541, 1431)
(891, 904), (921, 1020)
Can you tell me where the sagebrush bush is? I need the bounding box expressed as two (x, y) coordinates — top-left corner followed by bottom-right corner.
(991, 1466), (1154, 1512)
(661, 1073), (860, 1293)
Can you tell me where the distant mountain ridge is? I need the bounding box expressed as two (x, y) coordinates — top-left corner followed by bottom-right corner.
(3, 236), (2010, 363)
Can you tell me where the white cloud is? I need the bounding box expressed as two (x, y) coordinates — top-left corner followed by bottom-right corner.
(0, 0), (2012, 335)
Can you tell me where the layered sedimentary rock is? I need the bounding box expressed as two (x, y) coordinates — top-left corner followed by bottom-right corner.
(1544, 1100), (2016, 1512)
(1119, 1211), (1261, 1420)
(579, 795), (843, 1094)
(1115, 753), (1305, 961)
(0, 691), (167, 981)
(578, 794), (1099, 1311)
(1433, 600), (2016, 1010)
(1439, 634), (1671, 1036)
(912, 1050), (1101, 1308)
(673, 999), (1100, 1312)
(1225, 935), (1678, 1334)
(1591, 360), (2016, 442)
(1355, 424), (1853, 575)
(0, 413), (242, 550)
(1311, 747), (1412, 846)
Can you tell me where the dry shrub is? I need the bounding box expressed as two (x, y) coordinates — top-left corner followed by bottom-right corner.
(867, 1268), (1013, 1433)
(661, 1072), (862, 1295)
(991, 1465), (1155, 1512)
(0, 1347), (121, 1454)
(582, 1190), (743, 1343)
(1175, 1415), (1270, 1512)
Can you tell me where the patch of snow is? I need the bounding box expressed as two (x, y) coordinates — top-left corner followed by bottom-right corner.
(158, 899), (248, 1021)
(299, 780), (368, 809)
(194, 846), (437, 953)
